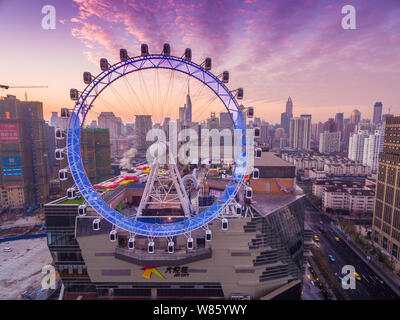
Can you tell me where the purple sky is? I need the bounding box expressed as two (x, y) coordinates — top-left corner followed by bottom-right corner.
(0, 0), (399, 123)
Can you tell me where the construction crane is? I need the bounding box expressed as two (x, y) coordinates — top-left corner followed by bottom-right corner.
(0, 85), (48, 90)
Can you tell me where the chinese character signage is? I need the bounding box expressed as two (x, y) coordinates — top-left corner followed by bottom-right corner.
(140, 266), (190, 279)
(165, 266), (189, 277)
(0, 123), (19, 141)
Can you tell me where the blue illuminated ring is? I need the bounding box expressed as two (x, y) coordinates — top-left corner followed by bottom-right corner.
(67, 55), (247, 237)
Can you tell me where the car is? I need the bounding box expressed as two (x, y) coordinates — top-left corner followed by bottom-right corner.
(335, 237), (340, 241)
(354, 272), (361, 281)
(328, 255), (335, 262)
(314, 235), (319, 241)
(3, 247), (12, 252)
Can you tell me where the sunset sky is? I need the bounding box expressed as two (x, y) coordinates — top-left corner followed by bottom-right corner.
(0, 0), (399, 124)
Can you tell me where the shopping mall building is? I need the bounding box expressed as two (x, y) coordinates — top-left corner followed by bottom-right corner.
(45, 152), (307, 300)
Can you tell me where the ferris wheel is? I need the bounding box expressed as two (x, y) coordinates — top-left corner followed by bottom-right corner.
(56, 43), (254, 244)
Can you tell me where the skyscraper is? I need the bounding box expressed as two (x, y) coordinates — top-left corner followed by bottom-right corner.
(286, 97), (293, 117)
(219, 112), (234, 131)
(335, 112), (344, 140)
(50, 112), (59, 128)
(98, 112), (124, 159)
(373, 102), (383, 125)
(0, 95), (49, 211)
(319, 131), (341, 154)
(185, 83), (192, 124)
(323, 118), (336, 133)
(350, 109), (361, 125)
(135, 115), (152, 152)
(81, 128), (112, 184)
(348, 130), (370, 162)
(362, 129), (384, 172)
(372, 117), (400, 259)
(281, 112), (290, 136)
(280, 97), (293, 136)
(289, 115), (311, 150)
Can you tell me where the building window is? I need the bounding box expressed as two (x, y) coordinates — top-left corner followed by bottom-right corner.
(376, 183), (384, 201)
(383, 237), (388, 250)
(374, 231), (379, 242)
(392, 244), (398, 259)
(378, 165), (386, 182)
(375, 200), (383, 218)
(387, 167), (396, 185)
(385, 186), (394, 205)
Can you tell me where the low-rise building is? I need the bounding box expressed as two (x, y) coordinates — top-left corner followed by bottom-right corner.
(316, 180), (374, 216)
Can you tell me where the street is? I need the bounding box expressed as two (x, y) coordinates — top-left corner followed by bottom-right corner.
(304, 198), (398, 300)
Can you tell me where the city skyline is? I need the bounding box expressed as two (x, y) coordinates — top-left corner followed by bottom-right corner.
(0, 0), (399, 123)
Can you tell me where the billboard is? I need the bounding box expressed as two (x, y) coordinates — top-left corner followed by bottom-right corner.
(2, 156), (22, 167)
(0, 123), (19, 141)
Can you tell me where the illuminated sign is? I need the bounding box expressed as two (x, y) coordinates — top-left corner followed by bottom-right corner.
(2, 172), (23, 176)
(165, 266), (189, 277)
(140, 266), (191, 279)
(0, 123), (19, 141)
(2, 156), (22, 167)
(140, 267), (165, 280)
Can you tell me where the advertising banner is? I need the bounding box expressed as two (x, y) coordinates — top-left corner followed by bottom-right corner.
(2, 156), (22, 167)
(0, 123), (19, 141)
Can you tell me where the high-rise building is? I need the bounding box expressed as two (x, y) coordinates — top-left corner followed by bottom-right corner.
(372, 117), (400, 260)
(382, 114), (394, 123)
(350, 109), (361, 125)
(50, 112), (59, 128)
(362, 129), (384, 172)
(286, 97), (293, 117)
(289, 116), (311, 150)
(185, 84), (192, 125)
(179, 107), (185, 124)
(0, 95), (49, 211)
(88, 120), (98, 129)
(135, 115), (152, 152)
(219, 112), (234, 131)
(81, 128), (113, 184)
(373, 102), (383, 125)
(98, 112), (121, 140)
(45, 123), (57, 179)
(343, 122), (355, 147)
(280, 112), (290, 135)
(335, 113), (344, 139)
(323, 118), (336, 133)
(319, 131), (341, 154)
(207, 112), (219, 130)
(98, 112), (125, 159)
(348, 130), (370, 162)
(58, 127), (112, 195)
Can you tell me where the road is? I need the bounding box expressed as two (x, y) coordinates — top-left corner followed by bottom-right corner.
(304, 198), (398, 300)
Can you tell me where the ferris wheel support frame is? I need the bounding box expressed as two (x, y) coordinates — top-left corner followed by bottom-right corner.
(67, 53), (248, 237)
